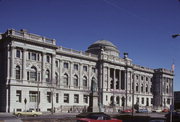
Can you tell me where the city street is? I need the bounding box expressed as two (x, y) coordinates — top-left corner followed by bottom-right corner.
(0, 112), (167, 122)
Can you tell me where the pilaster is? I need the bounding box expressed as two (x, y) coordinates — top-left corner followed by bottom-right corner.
(42, 52), (46, 82)
(119, 69), (121, 90)
(10, 46), (15, 79)
(22, 48), (27, 81)
(51, 54), (56, 84)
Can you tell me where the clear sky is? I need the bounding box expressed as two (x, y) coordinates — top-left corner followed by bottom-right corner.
(0, 0), (180, 90)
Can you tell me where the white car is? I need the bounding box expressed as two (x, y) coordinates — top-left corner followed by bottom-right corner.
(14, 109), (42, 117)
(152, 109), (162, 113)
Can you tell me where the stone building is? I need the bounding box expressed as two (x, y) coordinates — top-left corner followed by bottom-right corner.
(0, 29), (174, 113)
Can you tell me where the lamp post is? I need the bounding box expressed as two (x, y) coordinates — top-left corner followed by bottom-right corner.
(172, 34), (180, 38)
(170, 34), (178, 122)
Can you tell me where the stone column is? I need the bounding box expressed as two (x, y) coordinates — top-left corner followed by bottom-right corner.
(42, 53), (46, 82)
(11, 46), (15, 79)
(59, 60), (62, 87)
(107, 67), (110, 91)
(80, 64), (83, 88)
(69, 61), (73, 88)
(51, 54), (56, 84)
(88, 65), (91, 90)
(22, 49), (27, 81)
(113, 69), (116, 90)
(119, 69), (121, 90)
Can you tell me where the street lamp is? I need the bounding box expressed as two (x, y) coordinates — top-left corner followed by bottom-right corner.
(172, 34), (180, 38)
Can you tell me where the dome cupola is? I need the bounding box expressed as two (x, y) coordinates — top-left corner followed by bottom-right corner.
(86, 40), (119, 57)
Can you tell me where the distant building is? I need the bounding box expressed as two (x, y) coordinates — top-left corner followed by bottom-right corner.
(0, 29), (174, 113)
(174, 91), (180, 110)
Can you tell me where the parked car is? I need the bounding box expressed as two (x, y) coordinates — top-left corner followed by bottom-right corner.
(14, 109), (42, 117)
(162, 109), (169, 112)
(76, 112), (122, 122)
(137, 109), (148, 113)
(152, 109), (162, 113)
(121, 109), (132, 113)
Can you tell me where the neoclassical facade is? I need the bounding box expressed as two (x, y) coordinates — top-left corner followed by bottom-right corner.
(0, 29), (174, 113)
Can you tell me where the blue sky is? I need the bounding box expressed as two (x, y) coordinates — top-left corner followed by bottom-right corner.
(0, 0), (180, 90)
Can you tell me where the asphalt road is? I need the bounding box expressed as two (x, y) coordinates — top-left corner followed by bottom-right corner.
(0, 112), (167, 122)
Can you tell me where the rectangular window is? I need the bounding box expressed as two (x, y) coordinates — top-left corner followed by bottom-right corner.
(32, 52), (36, 60)
(16, 109), (22, 112)
(28, 52), (30, 60)
(16, 50), (21, 58)
(38, 73), (40, 81)
(83, 95), (88, 104)
(106, 95), (108, 101)
(167, 98), (170, 104)
(137, 97), (139, 103)
(56, 60), (59, 67)
(92, 67), (96, 73)
(46, 55), (50, 63)
(74, 94), (79, 103)
(64, 62), (68, 69)
(83, 66), (87, 72)
(29, 91), (38, 102)
(16, 90), (21, 102)
(30, 71), (37, 81)
(151, 98), (153, 104)
(56, 93), (59, 103)
(74, 64), (78, 70)
(47, 92), (51, 103)
(64, 94), (69, 103)
(142, 97), (144, 104)
(27, 72), (29, 80)
(37, 54), (40, 61)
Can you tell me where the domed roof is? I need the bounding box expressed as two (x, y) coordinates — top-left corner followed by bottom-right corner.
(86, 40), (120, 57)
(92, 40), (117, 47)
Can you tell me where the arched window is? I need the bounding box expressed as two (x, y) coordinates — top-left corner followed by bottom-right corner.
(73, 75), (78, 87)
(46, 70), (50, 82)
(116, 96), (120, 105)
(83, 76), (87, 88)
(63, 74), (68, 87)
(16, 66), (20, 79)
(30, 66), (37, 81)
(55, 73), (58, 85)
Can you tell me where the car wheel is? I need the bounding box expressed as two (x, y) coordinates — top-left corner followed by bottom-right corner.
(33, 114), (37, 117)
(17, 113), (21, 117)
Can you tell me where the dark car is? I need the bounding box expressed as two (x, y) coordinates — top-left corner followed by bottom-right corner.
(76, 112), (122, 122)
(165, 112), (180, 122)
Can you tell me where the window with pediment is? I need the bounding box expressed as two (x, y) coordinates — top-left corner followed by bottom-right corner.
(16, 65), (21, 80)
(73, 75), (78, 87)
(63, 74), (68, 87)
(46, 70), (50, 82)
(83, 76), (88, 88)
